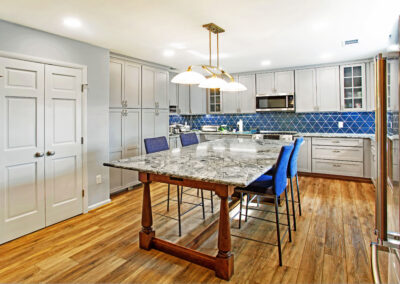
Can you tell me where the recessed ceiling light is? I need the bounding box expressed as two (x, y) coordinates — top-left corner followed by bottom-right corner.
(311, 21), (328, 32)
(261, 60), (271, 66)
(63, 17), (82, 28)
(163, 50), (175, 57)
(320, 52), (333, 59)
(170, 43), (186, 50)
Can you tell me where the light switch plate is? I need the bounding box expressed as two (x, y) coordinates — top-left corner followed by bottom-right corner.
(96, 175), (102, 184)
(338, 121), (344, 128)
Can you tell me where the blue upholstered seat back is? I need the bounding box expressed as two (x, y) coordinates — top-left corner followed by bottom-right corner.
(180, 133), (199, 147)
(273, 145), (294, 196)
(144, 136), (169, 154)
(288, 137), (304, 177)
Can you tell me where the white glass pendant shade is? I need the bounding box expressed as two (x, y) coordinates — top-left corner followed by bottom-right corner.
(220, 81), (247, 92)
(171, 70), (206, 84)
(198, 76), (228, 89)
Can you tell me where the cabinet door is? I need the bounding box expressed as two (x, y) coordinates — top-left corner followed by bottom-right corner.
(256, 73), (274, 95)
(109, 110), (124, 192)
(125, 61), (141, 108)
(297, 137), (311, 172)
(155, 109), (170, 139)
(275, 71), (294, 95)
(238, 74), (256, 113)
(142, 66), (155, 108)
(123, 109), (141, 187)
(222, 74), (239, 113)
(178, 85), (190, 114)
(316, 66), (340, 112)
(340, 64), (366, 111)
(366, 61), (375, 111)
(0, 57), (45, 244)
(141, 109), (156, 153)
(388, 59), (399, 111)
(169, 76), (178, 106)
(190, 85), (207, 114)
(295, 69), (317, 113)
(110, 58), (124, 108)
(155, 70), (169, 109)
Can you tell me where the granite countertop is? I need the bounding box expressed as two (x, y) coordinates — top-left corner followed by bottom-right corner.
(104, 138), (290, 187)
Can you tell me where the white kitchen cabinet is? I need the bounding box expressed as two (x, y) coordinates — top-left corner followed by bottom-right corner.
(142, 108), (169, 152)
(275, 71), (294, 95)
(190, 85), (207, 114)
(340, 63), (366, 111)
(169, 73), (178, 106)
(110, 58), (141, 108)
(255, 71), (294, 95)
(387, 59), (399, 111)
(366, 61), (376, 111)
(297, 137), (312, 172)
(142, 66), (169, 109)
(256, 72), (274, 95)
(295, 69), (317, 113)
(178, 84), (190, 114)
(238, 74), (256, 113)
(316, 66), (340, 112)
(222, 75), (239, 113)
(109, 109), (141, 194)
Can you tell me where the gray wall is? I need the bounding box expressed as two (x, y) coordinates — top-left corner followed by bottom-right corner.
(0, 20), (110, 207)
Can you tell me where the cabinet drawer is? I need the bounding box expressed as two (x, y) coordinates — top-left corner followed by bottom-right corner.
(203, 134), (221, 141)
(312, 137), (363, 147)
(312, 159), (363, 177)
(312, 145), (363, 162)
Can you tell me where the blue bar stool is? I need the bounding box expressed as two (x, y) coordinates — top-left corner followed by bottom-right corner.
(235, 144), (294, 266)
(265, 137), (303, 231)
(180, 133), (214, 214)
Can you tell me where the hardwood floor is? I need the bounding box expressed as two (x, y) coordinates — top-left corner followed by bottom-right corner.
(0, 177), (376, 283)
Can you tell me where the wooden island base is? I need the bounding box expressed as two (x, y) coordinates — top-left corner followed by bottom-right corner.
(139, 172), (235, 280)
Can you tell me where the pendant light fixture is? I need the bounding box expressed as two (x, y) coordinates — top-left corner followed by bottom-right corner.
(171, 23), (247, 92)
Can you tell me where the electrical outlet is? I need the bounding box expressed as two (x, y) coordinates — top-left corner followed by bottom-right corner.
(96, 175), (102, 184)
(338, 121), (344, 128)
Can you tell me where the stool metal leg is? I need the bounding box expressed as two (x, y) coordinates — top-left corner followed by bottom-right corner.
(245, 193), (250, 222)
(210, 191), (214, 213)
(274, 196), (282, 266)
(296, 174), (302, 216)
(200, 189), (205, 220)
(181, 186), (183, 204)
(167, 184), (170, 211)
(177, 185), (182, 237)
(284, 188), (292, 242)
(239, 192), (243, 229)
(289, 177), (297, 231)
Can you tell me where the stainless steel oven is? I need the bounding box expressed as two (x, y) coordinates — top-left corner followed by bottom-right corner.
(256, 94), (294, 112)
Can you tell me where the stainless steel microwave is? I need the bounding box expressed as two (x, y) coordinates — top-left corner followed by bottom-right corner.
(256, 94), (295, 112)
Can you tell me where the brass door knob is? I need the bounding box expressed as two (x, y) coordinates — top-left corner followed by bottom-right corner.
(34, 152), (44, 157)
(46, 151), (55, 156)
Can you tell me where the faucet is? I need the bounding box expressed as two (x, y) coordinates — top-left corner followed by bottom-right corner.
(237, 119), (243, 132)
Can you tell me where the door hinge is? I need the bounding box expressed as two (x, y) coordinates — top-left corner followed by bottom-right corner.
(82, 189), (85, 197)
(81, 83), (88, 93)
(81, 137), (84, 144)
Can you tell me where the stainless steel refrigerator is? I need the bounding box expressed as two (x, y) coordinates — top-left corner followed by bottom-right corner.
(371, 17), (400, 284)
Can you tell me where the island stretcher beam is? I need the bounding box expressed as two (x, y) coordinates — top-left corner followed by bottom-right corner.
(138, 172), (235, 280)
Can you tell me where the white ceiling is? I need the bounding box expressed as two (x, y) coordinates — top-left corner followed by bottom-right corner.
(0, 0), (399, 73)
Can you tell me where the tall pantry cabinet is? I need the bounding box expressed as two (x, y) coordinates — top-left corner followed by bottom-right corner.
(109, 57), (169, 194)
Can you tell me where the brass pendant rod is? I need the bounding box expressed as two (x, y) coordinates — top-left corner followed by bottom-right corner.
(209, 30), (212, 67)
(217, 32), (219, 68)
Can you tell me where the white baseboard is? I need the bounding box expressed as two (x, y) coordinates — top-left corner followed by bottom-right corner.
(88, 198), (111, 211)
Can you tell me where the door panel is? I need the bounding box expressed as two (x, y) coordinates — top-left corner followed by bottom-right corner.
(256, 73), (274, 95)
(44, 65), (82, 226)
(295, 69), (316, 112)
(123, 109), (141, 186)
(155, 109), (170, 138)
(0, 57), (45, 244)
(110, 59), (124, 108)
(125, 62), (141, 108)
(155, 70), (168, 109)
(109, 110), (123, 192)
(141, 109), (156, 153)
(238, 74), (256, 113)
(142, 66), (155, 108)
(316, 66), (340, 111)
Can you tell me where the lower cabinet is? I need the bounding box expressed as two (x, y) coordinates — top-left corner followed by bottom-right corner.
(297, 137), (312, 172)
(142, 108), (169, 153)
(109, 109), (141, 194)
(312, 159), (364, 177)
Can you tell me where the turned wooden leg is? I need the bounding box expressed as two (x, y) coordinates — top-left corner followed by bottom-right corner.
(215, 195), (234, 280)
(139, 180), (155, 250)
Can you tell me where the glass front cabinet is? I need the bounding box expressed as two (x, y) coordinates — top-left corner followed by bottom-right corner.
(208, 88), (222, 113)
(340, 63), (366, 111)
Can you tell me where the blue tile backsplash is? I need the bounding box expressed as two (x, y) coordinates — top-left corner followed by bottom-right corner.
(170, 112), (376, 134)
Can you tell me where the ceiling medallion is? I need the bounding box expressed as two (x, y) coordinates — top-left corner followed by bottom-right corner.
(171, 23), (247, 92)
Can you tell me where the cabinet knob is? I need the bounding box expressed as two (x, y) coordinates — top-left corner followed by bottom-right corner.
(34, 152), (44, 158)
(46, 151), (55, 156)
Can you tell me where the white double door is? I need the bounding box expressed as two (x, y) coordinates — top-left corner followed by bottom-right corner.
(0, 57), (83, 244)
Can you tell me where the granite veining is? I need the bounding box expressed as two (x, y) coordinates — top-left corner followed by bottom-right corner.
(104, 138), (291, 187)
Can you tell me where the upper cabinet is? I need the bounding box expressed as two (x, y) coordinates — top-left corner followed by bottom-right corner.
(295, 66), (340, 112)
(238, 74), (256, 113)
(208, 88), (222, 113)
(190, 85), (207, 114)
(317, 66), (340, 112)
(169, 73), (178, 106)
(256, 71), (294, 95)
(366, 61), (375, 111)
(142, 66), (169, 109)
(340, 63), (366, 111)
(387, 59), (399, 111)
(110, 58), (141, 108)
(222, 74), (240, 114)
(178, 84), (190, 114)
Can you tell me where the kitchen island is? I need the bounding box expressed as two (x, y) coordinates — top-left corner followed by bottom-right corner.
(104, 138), (290, 280)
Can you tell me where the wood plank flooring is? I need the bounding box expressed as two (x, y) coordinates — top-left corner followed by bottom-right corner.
(0, 177), (376, 283)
